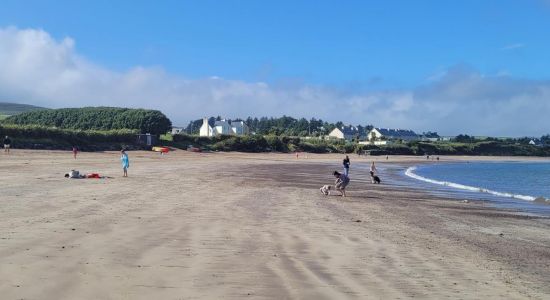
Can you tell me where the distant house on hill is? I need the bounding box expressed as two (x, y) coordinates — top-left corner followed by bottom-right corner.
(368, 128), (419, 142)
(420, 131), (441, 142)
(529, 139), (543, 147)
(171, 127), (185, 135)
(199, 117), (250, 137)
(328, 126), (361, 141)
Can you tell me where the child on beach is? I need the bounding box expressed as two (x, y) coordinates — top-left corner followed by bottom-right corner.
(72, 146), (78, 159)
(343, 155), (350, 176)
(121, 150), (129, 177)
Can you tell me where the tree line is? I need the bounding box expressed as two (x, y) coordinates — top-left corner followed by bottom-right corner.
(2, 107), (172, 135)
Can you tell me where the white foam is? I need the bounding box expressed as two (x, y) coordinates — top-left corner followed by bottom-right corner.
(405, 166), (536, 202)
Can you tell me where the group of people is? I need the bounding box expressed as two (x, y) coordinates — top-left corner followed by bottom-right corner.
(320, 155), (381, 197)
(3, 136), (130, 177)
(65, 149), (130, 179)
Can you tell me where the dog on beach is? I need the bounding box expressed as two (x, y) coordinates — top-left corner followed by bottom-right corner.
(370, 171), (381, 184)
(320, 185), (331, 195)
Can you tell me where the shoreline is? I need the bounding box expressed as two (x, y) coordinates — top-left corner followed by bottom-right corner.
(401, 161), (550, 214)
(1, 150), (549, 298)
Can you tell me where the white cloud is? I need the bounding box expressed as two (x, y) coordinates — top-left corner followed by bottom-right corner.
(501, 43), (525, 50)
(0, 27), (549, 136)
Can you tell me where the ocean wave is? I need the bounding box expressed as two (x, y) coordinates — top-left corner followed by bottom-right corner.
(404, 166), (537, 202)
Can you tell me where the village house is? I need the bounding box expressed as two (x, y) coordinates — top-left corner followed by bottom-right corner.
(328, 126), (361, 141)
(529, 139), (543, 147)
(199, 117), (250, 137)
(367, 128), (419, 142)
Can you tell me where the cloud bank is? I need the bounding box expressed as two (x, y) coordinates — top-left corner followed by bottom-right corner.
(1, 27), (549, 136)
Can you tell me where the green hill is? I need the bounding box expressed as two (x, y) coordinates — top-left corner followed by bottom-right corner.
(0, 102), (47, 118)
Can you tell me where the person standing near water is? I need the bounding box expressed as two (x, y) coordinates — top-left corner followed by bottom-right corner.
(121, 150), (129, 177)
(4, 136), (11, 154)
(370, 161), (377, 174)
(343, 155), (350, 176)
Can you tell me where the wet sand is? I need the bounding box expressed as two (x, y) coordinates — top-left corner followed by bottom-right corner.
(0, 150), (549, 299)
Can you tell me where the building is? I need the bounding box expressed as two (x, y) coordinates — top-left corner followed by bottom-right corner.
(420, 132), (440, 142)
(171, 127), (185, 135)
(368, 128), (419, 142)
(230, 121), (249, 135)
(529, 139), (543, 147)
(328, 126), (361, 141)
(136, 133), (158, 146)
(199, 117), (250, 137)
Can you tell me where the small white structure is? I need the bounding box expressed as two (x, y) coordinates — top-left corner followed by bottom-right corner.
(199, 117), (250, 137)
(359, 140), (392, 146)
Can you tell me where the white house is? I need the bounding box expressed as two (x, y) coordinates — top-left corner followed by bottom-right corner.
(199, 118), (250, 137)
(200, 118), (216, 137)
(368, 128), (419, 142)
(213, 120), (233, 135)
(328, 126), (361, 141)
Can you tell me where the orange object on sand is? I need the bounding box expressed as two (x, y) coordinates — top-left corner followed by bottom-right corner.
(152, 146), (170, 153)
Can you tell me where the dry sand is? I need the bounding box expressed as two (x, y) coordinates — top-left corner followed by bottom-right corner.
(0, 150), (549, 299)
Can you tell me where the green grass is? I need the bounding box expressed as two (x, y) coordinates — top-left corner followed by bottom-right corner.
(160, 133), (173, 141)
(0, 115), (8, 120)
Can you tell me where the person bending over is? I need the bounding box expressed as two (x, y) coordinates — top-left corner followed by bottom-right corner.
(333, 171), (350, 197)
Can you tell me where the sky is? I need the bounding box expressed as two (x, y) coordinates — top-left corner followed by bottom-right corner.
(0, 0), (549, 136)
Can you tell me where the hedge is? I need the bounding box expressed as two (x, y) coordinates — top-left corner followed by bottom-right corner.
(0, 124), (138, 145)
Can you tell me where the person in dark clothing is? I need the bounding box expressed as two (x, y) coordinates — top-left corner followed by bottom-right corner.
(4, 136), (11, 153)
(343, 155), (350, 176)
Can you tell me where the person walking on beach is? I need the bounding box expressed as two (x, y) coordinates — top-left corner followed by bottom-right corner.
(72, 146), (78, 159)
(121, 150), (129, 177)
(4, 136), (11, 154)
(333, 171), (350, 197)
(343, 155), (350, 176)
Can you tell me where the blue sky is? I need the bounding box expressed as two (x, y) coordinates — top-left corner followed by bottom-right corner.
(1, 1), (549, 135)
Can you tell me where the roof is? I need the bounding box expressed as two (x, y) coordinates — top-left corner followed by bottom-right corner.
(375, 128), (418, 138)
(213, 119), (248, 127)
(231, 121), (246, 127)
(214, 120), (230, 126)
(341, 126), (359, 136)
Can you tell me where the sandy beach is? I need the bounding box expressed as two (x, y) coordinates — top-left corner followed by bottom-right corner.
(1, 150), (549, 299)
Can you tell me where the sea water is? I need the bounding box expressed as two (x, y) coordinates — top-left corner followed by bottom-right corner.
(404, 161), (550, 216)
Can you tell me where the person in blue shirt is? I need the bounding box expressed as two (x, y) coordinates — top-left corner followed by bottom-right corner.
(121, 149), (129, 177)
